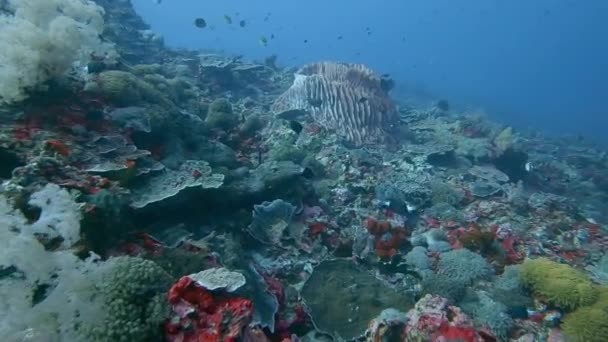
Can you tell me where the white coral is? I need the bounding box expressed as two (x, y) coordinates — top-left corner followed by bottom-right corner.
(0, 0), (111, 104)
(0, 184), (88, 339)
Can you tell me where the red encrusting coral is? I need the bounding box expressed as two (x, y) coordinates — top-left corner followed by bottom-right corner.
(45, 139), (71, 156)
(165, 276), (253, 342)
(364, 217), (409, 259)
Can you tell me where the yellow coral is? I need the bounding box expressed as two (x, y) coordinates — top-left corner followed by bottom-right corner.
(520, 258), (598, 309)
(561, 288), (608, 342)
(493, 126), (513, 154)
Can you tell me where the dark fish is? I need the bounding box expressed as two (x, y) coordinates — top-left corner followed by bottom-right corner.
(239, 19), (246, 27)
(194, 18), (207, 28)
(270, 34), (275, 39)
(224, 14), (232, 24)
(308, 98), (322, 107)
(337, 35), (343, 40)
(289, 120), (303, 134)
(381, 73), (390, 78)
(358, 97), (368, 103)
(303, 39), (308, 43)
(276, 109), (307, 121)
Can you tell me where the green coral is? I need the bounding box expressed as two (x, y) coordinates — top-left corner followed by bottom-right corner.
(269, 142), (306, 163)
(455, 137), (493, 161)
(562, 288), (608, 342)
(493, 126), (513, 154)
(520, 258), (598, 309)
(205, 98), (239, 130)
(94, 70), (142, 105)
(81, 256), (172, 342)
(89, 70), (178, 109)
(132, 64), (163, 76)
(437, 248), (494, 286)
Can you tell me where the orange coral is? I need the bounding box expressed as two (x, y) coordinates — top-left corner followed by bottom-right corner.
(45, 139), (71, 156)
(364, 218), (408, 259)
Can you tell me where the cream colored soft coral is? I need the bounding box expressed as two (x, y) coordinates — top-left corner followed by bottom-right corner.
(0, 0), (111, 104)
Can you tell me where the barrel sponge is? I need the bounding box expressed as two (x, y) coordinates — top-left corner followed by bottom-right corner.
(0, 0), (108, 104)
(520, 258), (598, 309)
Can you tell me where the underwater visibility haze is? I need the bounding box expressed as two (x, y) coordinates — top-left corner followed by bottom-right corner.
(1, 0), (608, 341)
(134, 0), (608, 143)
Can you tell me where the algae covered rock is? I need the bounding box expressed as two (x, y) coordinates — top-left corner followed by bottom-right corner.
(206, 98), (239, 130)
(300, 259), (414, 340)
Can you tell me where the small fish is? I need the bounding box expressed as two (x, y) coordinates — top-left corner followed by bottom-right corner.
(259, 36), (268, 46)
(224, 14), (233, 24)
(337, 35), (343, 40)
(358, 97), (368, 103)
(308, 98), (322, 107)
(239, 19), (246, 27)
(270, 34), (275, 39)
(194, 18), (207, 28)
(303, 39), (308, 43)
(289, 120), (303, 134)
(524, 162), (534, 172)
(586, 217), (598, 225)
(153, 0), (161, 4)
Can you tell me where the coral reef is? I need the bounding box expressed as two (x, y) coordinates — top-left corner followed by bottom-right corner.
(1, 1), (608, 341)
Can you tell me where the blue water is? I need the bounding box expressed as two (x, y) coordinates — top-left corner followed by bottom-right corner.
(133, 0), (608, 144)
